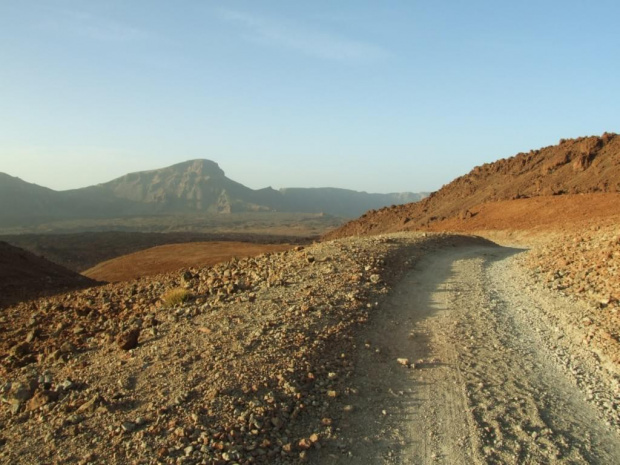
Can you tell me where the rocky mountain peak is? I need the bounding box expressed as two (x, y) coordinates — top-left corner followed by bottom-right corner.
(168, 159), (225, 178)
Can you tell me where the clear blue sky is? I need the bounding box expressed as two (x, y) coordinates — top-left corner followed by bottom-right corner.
(1, 1), (618, 193)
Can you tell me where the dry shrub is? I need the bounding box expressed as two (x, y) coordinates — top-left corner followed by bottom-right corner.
(162, 288), (191, 307)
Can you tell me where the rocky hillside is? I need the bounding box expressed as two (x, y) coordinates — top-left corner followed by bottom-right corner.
(0, 232), (475, 464)
(0, 174), (61, 226)
(0, 160), (425, 228)
(0, 174), (145, 227)
(325, 133), (620, 239)
(0, 242), (97, 308)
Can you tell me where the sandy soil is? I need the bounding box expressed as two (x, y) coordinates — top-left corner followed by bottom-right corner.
(2, 232), (305, 273)
(312, 243), (620, 464)
(83, 242), (294, 282)
(428, 193), (620, 234)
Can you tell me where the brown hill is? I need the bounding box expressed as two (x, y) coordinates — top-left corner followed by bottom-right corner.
(325, 133), (620, 239)
(2, 231), (302, 272)
(0, 241), (97, 308)
(83, 241), (293, 282)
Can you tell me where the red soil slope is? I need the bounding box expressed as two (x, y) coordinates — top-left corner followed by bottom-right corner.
(427, 193), (620, 234)
(325, 133), (619, 239)
(83, 241), (293, 282)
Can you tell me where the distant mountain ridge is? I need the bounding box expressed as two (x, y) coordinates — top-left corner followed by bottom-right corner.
(0, 159), (426, 227)
(277, 187), (423, 218)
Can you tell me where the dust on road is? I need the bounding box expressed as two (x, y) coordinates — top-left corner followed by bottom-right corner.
(313, 244), (620, 464)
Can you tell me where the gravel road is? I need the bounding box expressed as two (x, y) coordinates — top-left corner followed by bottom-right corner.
(312, 244), (620, 464)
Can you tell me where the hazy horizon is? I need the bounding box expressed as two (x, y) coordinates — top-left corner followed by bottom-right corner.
(1, 157), (432, 195)
(1, 1), (618, 194)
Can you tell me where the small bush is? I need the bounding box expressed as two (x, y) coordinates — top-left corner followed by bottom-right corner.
(162, 288), (191, 307)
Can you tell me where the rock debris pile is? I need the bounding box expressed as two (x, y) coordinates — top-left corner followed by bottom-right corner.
(0, 232), (467, 464)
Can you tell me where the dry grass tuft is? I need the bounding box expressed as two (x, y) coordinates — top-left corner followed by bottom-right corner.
(162, 288), (191, 307)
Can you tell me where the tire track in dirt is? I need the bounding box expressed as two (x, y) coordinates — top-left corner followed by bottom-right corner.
(312, 243), (620, 464)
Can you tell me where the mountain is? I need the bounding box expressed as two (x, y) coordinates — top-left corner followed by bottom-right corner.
(96, 159), (426, 216)
(0, 173), (145, 227)
(277, 188), (425, 218)
(0, 173), (62, 226)
(0, 160), (425, 228)
(325, 132), (620, 239)
(99, 159), (281, 214)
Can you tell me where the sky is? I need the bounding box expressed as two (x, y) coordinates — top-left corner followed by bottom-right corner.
(1, 1), (619, 193)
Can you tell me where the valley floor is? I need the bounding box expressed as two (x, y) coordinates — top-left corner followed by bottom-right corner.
(312, 244), (620, 464)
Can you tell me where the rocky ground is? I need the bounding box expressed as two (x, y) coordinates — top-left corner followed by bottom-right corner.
(310, 242), (620, 464)
(0, 232), (475, 464)
(523, 224), (619, 310)
(2, 226), (619, 464)
(520, 223), (620, 375)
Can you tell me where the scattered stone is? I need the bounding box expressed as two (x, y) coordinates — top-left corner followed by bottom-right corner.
(116, 328), (140, 350)
(27, 390), (59, 411)
(0, 233), (480, 463)
(66, 414), (85, 425)
(298, 438), (312, 449)
(10, 342), (30, 357)
(60, 342), (76, 354)
(76, 394), (104, 413)
(58, 379), (75, 391)
(121, 421), (136, 433)
(25, 329), (39, 343)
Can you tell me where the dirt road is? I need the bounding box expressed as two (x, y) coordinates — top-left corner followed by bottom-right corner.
(312, 244), (620, 464)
